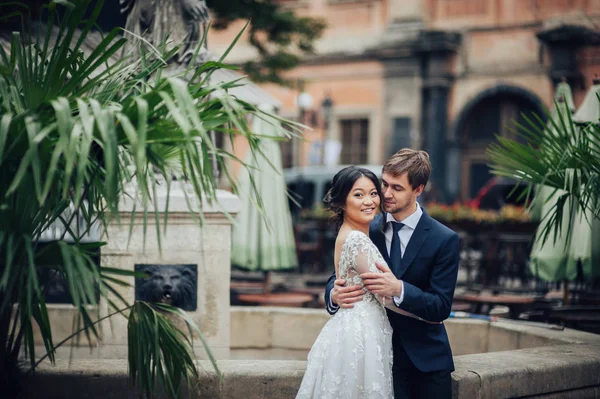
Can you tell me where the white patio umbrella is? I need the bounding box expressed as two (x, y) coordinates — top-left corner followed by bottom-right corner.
(567, 78), (600, 281)
(231, 105), (298, 292)
(529, 81), (576, 282)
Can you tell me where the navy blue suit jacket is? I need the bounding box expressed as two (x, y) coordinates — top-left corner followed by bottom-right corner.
(325, 209), (459, 373)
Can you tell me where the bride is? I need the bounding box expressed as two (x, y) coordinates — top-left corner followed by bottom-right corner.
(296, 166), (435, 399)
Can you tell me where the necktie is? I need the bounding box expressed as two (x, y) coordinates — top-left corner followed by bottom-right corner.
(389, 222), (404, 273)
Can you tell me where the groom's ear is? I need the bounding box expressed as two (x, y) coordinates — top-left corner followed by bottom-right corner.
(414, 184), (424, 196)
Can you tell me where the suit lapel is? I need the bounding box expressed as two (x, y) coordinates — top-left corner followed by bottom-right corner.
(396, 210), (432, 279)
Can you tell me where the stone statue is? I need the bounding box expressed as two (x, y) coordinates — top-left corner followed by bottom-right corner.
(120, 0), (211, 65)
(135, 264), (198, 311)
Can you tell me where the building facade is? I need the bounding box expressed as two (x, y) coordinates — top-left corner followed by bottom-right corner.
(210, 0), (600, 202)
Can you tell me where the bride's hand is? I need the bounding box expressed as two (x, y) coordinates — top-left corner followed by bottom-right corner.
(332, 278), (365, 309)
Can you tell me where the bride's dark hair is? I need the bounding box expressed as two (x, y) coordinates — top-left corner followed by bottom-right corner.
(323, 166), (382, 231)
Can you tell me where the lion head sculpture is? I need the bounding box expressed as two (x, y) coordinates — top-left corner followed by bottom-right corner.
(135, 264), (197, 311)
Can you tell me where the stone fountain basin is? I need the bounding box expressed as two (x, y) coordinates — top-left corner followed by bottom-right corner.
(30, 306), (600, 398)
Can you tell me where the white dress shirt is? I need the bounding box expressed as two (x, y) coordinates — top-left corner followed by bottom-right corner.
(386, 204), (423, 306)
(327, 204), (423, 312)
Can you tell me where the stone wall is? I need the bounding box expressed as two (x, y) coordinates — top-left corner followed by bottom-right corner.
(32, 188), (240, 361)
(32, 295), (600, 399)
(28, 310), (600, 397)
(230, 307), (330, 360)
(230, 307), (599, 358)
(29, 319), (600, 398)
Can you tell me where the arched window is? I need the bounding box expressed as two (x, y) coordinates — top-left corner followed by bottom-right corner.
(455, 87), (545, 200)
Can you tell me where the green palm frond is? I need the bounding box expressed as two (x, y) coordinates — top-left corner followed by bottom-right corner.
(0, 0), (300, 397)
(488, 99), (600, 246)
(128, 302), (203, 399)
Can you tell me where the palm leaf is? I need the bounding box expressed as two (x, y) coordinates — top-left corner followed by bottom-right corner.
(0, 1), (299, 397)
(128, 302), (203, 399)
(488, 99), (600, 247)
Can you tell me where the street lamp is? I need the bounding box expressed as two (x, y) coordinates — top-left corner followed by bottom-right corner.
(298, 91), (314, 123)
(321, 93), (334, 165)
(321, 95), (333, 129)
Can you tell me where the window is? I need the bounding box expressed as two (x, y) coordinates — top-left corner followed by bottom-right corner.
(390, 117), (412, 157)
(280, 138), (294, 169)
(460, 93), (541, 200)
(213, 131), (224, 151)
(469, 162), (493, 199)
(287, 181), (315, 216)
(280, 123), (295, 169)
(462, 95), (537, 144)
(209, 131), (225, 178)
(340, 118), (369, 164)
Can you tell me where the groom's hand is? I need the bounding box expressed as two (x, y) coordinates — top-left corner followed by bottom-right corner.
(360, 262), (402, 297)
(332, 278), (365, 309)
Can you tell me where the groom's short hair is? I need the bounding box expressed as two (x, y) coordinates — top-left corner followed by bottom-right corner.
(383, 148), (431, 189)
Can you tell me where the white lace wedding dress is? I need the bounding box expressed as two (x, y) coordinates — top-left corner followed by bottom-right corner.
(296, 230), (394, 399)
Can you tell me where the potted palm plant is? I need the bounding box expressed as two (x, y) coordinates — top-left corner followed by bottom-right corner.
(487, 82), (600, 301)
(0, 1), (296, 397)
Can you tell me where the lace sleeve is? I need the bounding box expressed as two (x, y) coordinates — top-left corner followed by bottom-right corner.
(353, 243), (373, 275)
(340, 231), (388, 307)
(344, 231), (375, 275)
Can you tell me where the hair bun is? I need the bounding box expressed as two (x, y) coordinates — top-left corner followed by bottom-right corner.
(323, 189), (333, 205)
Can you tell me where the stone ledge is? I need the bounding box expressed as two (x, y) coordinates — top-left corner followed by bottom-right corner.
(230, 308), (600, 355)
(30, 343), (600, 399)
(231, 307), (330, 350)
(453, 343), (600, 398)
(490, 320), (600, 345)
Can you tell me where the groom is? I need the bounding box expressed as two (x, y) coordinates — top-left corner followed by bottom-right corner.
(325, 148), (459, 399)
